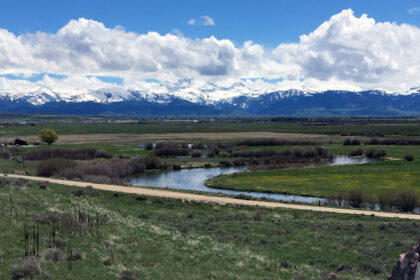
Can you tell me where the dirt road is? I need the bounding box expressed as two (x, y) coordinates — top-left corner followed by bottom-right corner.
(2, 173), (420, 220)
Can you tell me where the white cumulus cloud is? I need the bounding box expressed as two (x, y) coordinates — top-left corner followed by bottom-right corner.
(201, 15), (215, 26)
(274, 9), (420, 91)
(0, 9), (420, 94)
(0, 18), (282, 81)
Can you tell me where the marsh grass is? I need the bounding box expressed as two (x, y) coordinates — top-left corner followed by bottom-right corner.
(207, 147), (420, 207)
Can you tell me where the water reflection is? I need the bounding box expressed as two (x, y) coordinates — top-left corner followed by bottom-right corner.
(131, 156), (372, 204)
(131, 166), (324, 203)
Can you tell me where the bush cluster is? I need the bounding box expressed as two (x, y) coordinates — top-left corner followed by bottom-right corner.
(343, 138), (361, 145)
(364, 148), (387, 159)
(154, 146), (188, 157)
(0, 147), (12, 159)
(23, 148), (111, 161)
(378, 190), (417, 212)
(346, 189), (364, 208)
(230, 147), (332, 170)
(366, 138), (420, 145)
(37, 159), (77, 177)
(37, 154), (167, 183)
(59, 159), (145, 181)
(11, 257), (43, 280)
(191, 150), (203, 158)
(348, 147), (363, 157)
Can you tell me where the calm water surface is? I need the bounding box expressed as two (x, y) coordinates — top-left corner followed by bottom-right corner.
(130, 157), (371, 204)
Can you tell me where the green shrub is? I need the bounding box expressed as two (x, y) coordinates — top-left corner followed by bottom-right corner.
(11, 257), (43, 279)
(44, 248), (62, 263)
(118, 270), (137, 280)
(348, 147), (363, 157)
(144, 154), (161, 170)
(364, 148), (386, 159)
(37, 159), (77, 177)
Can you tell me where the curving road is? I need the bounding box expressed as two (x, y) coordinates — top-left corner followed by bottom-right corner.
(2, 173), (420, 220)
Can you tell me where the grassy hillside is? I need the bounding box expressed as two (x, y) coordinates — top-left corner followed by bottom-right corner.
(0, 178), (418, 279)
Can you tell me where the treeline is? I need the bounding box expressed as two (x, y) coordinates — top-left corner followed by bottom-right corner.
(229, 147), (329, 159)
(154, 147), (189, 157)
(150, 139), (318, 157)
(223, 147), (333, 169)
(37, 155), (165, 184)
(366, 138), (420, 145)
(340, 132), (384, 137)
(344, 138), (420, 145)
(233, 139), (316, 146)
(22, 148), (112, 161)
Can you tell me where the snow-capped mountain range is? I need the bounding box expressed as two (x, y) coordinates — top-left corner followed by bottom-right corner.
(1, 81), (420, 116)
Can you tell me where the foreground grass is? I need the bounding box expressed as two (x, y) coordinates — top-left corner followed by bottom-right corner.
(0, 178), (418, 279)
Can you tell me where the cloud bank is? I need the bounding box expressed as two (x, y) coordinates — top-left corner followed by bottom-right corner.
(1, 9), (420, 94)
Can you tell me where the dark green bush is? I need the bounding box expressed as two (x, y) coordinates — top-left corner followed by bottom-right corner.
(364, 148), (386, 159)
(144, 154), (161, 170)
(348, 147), (363, 157)
(191, 151), (202, 158)
(343, 138), (361, 145)
(404, 154), (414, 161)
(37, 159), (77, 177)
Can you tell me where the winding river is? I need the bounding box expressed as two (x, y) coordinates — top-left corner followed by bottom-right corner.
(130, 157), (371, 204)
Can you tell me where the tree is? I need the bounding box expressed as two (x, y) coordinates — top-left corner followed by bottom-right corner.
(39, 129), (59, 145)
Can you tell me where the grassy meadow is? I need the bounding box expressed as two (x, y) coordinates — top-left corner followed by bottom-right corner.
(1, 116), (420, 136)
(207, 144), (420, 204)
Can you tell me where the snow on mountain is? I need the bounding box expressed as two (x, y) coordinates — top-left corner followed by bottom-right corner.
(0, 79), (419, 107)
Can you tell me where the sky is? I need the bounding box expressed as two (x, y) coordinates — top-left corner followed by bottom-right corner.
(0, 0), (420, 94)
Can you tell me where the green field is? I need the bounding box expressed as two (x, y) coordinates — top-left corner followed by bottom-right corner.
(0, 178), (417, 279)
(207, 145), (420, 202)
(0, 160), (36, 175)
(2, 117), (420, 136)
